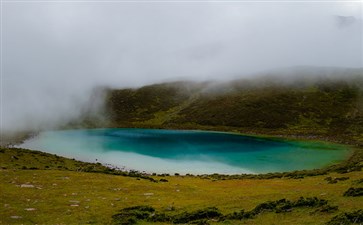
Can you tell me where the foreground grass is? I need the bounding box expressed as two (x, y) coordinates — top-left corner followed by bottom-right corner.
(1, 147), (362, 225)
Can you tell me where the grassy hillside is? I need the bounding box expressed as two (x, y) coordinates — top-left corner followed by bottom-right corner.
(1, 147), (362, 225)
(105, 72), (363, 146)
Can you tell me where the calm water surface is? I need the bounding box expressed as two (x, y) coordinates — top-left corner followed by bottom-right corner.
(18, 128), (350, 174)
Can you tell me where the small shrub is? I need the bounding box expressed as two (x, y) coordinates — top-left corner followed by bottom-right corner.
(326, 210), (363, 225)
(293, 197), (327, 207)
(335, 177), (349, 181)
(226, 210), (246, 220)
(172, 207), (222, 224)
(353, 178), (363, 184)
(313, 205), (339, 213)
(252, 201), (279, 214)
(343, 187), (363, 197)
(190, 219), (211, 225)
(250, 197), (327, 215)
(148, 212), (171, 222)
(112, 205), (155, 225)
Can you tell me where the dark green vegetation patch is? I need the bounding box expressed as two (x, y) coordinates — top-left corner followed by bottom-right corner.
(112, 206), (156, 225)
(111, 197), (336, 224)
(343, 187), (363, 197)
(326, 210), (363, 225)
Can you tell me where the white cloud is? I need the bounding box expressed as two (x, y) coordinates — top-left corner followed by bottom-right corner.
(1, 2), (362, 132)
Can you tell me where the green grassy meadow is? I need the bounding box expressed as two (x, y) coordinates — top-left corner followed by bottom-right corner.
(1, 147), (362, 225)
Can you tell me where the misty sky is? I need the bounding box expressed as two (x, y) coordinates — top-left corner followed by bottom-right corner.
(1, 1), (362, 132)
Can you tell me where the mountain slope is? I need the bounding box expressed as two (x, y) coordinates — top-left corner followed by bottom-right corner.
(104, 70), (363, 145)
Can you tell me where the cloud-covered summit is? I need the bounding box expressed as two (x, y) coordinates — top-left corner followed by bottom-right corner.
(1, 2), (362, 132)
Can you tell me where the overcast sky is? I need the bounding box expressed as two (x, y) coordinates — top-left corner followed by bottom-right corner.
(1, 1), (362, 132)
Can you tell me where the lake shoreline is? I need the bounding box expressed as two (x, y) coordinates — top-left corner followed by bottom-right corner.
(11, 127), (361, 177)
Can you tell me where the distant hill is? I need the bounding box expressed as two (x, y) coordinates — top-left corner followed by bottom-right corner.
(102, 68), (363, 145)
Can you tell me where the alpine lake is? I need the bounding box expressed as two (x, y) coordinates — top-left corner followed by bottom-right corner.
(18, 128), (351, 174)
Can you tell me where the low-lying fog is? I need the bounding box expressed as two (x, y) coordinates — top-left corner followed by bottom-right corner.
(1, 2), (362, 133)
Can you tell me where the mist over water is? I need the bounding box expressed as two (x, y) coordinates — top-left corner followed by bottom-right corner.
(2, 2), (362, 132)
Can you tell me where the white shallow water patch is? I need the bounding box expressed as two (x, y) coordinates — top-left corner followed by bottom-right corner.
(99, 151), (255, 175)
(17, 132), (254, 175)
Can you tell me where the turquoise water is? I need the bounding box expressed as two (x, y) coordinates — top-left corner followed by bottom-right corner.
(18, 128), (350, 174)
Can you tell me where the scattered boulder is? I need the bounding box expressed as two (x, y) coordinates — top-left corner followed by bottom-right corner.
(143, 193), (154, 196)
(10, 216), (22, 219)
(20, 184), (34, 188)
(24, 208), (36, 211)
